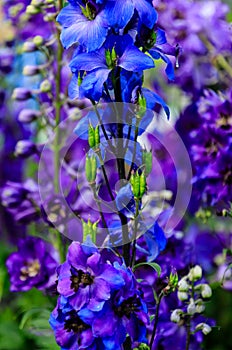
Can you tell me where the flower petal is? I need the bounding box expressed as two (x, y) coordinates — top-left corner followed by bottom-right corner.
(119, 47), (154, 71)
(134, 0), (158, 29)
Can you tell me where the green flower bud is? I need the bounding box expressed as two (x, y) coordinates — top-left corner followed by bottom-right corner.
(33, 35), (44, 46)
(170, 309), (182, 323)
(40, 80), (52, 93)
(94, 125), (100, 146)
(105, 49), (112, 68)
(137, 93), (147, 118)
(88, 124), (96, 148)
(26, 5), (40, 15)
(111, 47), (117, 63)
(134, 171), (141, 198)
(78, 72), (83, 86)
(189, 265), (202, 281)
(195, 323), (212, 335)
(142, 151), (152, 175)
(85, 156), (97, 183)
(139, 172), (146, 197)
(201, 284), (212, 299)
(82, 219), (98, 243)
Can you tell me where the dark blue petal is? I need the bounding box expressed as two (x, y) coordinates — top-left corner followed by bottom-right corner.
(115, 184), (135, 218)
(134, 0), (158, 29)
(81, 68), (110, 101)
(144, 222), (166, 261)
(142, 88), (170, 119)
(149, 48), (175, 81)
(70, 49), (107, 72)
(156, 28), (167, 46)
(119, 47), (154, 71)
(105, 0), (134, 29)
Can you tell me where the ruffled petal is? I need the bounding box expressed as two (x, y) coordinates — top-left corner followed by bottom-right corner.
(93, 278), (111, 300)
(149, 48), (175, 81)
(98, 265), (125, 289)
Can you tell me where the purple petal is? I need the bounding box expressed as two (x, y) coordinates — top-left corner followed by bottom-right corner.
(98, 265), (125, 289)
(93, 278), (111, 300)
(70, 50), (107, 72)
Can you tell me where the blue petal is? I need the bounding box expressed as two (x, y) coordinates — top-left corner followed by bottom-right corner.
(144, 222), (166, 261)
(70, 49), (107, 72)
(134, 0), (158, 29)
(105, 0), (134, 29)
(81, 68), (110, 101)
(68, 74), (84, 100)
(119, 47), (154, 71)
(142, 88), (170, 119)
(115, 183), (135, 218)
(149, 48), (175, 81)
(58, 5), (109, 51)
(156, 28), (167, 46)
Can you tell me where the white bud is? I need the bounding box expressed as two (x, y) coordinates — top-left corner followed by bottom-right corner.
(170, 309), (182, 323)
(195, 299), (205, 313)
(189, 265), (202, 281)
(177, 291), (188, 301)
(201, 284), (212, 298)
(187, 298), (196, 315)
(196, 323), (212, 335)
(178, 278), (189, 292)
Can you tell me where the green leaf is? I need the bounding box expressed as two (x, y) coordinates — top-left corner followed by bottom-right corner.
(133, 262), (161, 277)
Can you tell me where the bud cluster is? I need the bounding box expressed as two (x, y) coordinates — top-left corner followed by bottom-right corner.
(170, 265), (213, 337)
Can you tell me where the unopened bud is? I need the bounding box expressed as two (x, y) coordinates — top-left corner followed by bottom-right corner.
(26, 5), (40, 15)
(178, 278), (189, 292)
(201, 284), (212, 299)
(195, 299), (205, 313)
(40, 80), (52, 93)
(18, 109), (40, 123)
(187, 299), (196, 315)
(85, 155), (97, 183)
(14, 140), (37, 158)
(189, 265), (202, 281)
(196, 323), (212, 335)
(142, 150), (152, 175)
(177, 291), (188, 301)
(33, 35), (44, 47)
(22, 41), (37, 53)
(12, 88), (32, 101)
(170, 309), (182, 323)
(23, 65), (40, 76)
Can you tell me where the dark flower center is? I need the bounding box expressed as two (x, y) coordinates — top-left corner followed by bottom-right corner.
(70, 269), (94, 292)
(20, 259), (41, 281)
(64, 311), (90, 333)
(114, 296), (142, 319)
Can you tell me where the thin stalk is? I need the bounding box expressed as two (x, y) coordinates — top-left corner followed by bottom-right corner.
(54, 1), (65, 262)
(185, 317), (191, 350)
(130, 199), (140, 267)
(127, 121), (139, 181)
(90, 183), (109, 235)
(149, 291), (164, 349)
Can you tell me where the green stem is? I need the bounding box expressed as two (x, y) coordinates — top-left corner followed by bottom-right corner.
(54, 1), (65, 262)
(130, 198), (140, 267)
(90, 183), (109, 235)
(149, 292), (164, 348)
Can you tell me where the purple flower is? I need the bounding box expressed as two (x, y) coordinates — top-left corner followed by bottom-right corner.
(6, 236), (59, 292)
(57, 241), (125, 311)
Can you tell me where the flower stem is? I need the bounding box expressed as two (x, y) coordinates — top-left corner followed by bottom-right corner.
(54, 1), (65, 262)
(185, 317), (191, 350)
(130, 198), (140, 267)
(149, 291), (164, 348)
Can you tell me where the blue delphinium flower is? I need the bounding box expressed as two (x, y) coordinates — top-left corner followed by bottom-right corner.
(57, 0), (110, 51)
(70, 34), (154, 101)
(50, 297), (109, 350)
(56, 241), (125, 311)
(78, 262), (149, 347)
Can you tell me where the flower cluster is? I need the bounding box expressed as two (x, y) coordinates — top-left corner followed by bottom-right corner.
(50, 241), (149, 349)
